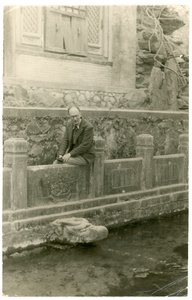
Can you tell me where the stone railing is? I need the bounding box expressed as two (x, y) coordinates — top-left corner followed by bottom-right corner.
(3, 133), (188, 211)
(103, 133), (188, 195)
(3, 137), (105, 210)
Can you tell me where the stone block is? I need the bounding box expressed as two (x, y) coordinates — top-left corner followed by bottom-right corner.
(30, 89), (64, 108)
(160, 195), (171, 204)
(177, 96), (189, 110)
(104, 158), (142, 195)
(119, 89), (149, 109)
(85, 91), (91, 100)
(153, 154), (185, 187)
(139, 208), (151, 218)
(118, 189), (158, 202)
(137, 50), (155, 64)
(148, 66), (169, 110)
(2, 223), (12, 235)
(26, 121), (41, 135)
(165, 58), (179, 110)
(158, 183), (187, 195)
(171, 202), (179, 211)
(140, 197), (154, 208)
(15, 85), (28, 101)
(29, 144), (43, 157)
(46, 217), (108, 244)
(64, 93), (78, 106)
(177, 201), (185, 210)
(27, 164), (90, 207)
(173, 191), (188, 203)
(162, 203), (172, 213)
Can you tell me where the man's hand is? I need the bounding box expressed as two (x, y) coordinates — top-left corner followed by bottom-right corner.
(62, 153), (71, 162)
(57, 155), (63, 162)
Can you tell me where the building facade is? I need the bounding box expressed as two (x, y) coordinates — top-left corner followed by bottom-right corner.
(4, 6), (137, 92)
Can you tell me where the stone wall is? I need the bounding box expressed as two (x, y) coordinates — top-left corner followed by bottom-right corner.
(3, 107), (188, 166)
(3, 83), (149, 110)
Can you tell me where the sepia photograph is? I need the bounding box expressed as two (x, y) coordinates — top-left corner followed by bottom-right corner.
(1, 1), (190, 297)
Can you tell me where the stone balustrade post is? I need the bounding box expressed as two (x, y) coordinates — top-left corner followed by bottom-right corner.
(178, 133), (188, 182)
(136, 134), (154, 189)
(90, 137), (105, 198)
(4, 138), (28, 210)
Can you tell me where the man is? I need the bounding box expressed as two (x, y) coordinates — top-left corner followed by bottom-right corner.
(54, 106), (95, 166)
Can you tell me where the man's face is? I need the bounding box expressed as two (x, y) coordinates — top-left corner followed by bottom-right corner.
(68, 107), (82, 126)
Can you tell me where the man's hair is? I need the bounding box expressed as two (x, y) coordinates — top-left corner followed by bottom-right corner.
(67, 106), (81, 115)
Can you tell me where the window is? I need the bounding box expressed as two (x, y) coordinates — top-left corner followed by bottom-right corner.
(87, 6), (104, 55)
(20, 6), (42, 46)
(44, 6), (87, 56)
(19, 6), (110, 59)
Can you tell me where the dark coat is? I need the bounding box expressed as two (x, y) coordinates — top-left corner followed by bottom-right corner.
(58, 118), (95, 164)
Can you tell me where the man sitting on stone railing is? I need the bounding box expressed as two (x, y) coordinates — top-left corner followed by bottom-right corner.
(54, 106), (95, 166)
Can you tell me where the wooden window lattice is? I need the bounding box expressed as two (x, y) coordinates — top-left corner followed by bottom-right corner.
(22, 7), (39, 34)
(87, 6), (104, 55)
(21, 6), (42, 46)
(87, 6), (100, 44)
(50, 6), (86, 17)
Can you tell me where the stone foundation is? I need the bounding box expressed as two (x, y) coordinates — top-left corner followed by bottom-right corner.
(3, 83), (150, 110)
(2, 184), (188, 253)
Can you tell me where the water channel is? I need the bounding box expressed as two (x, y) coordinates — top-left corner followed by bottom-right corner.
(3, 212), (188, 297)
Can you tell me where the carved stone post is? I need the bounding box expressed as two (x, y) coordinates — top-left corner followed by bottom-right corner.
(178, 133), (188, 182)
(136, 134), (154, 189)
(4, 138), (28, 210)
(90, 137), (105, 198)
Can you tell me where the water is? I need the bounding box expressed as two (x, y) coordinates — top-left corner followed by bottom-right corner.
(3, 212), (188, 297)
